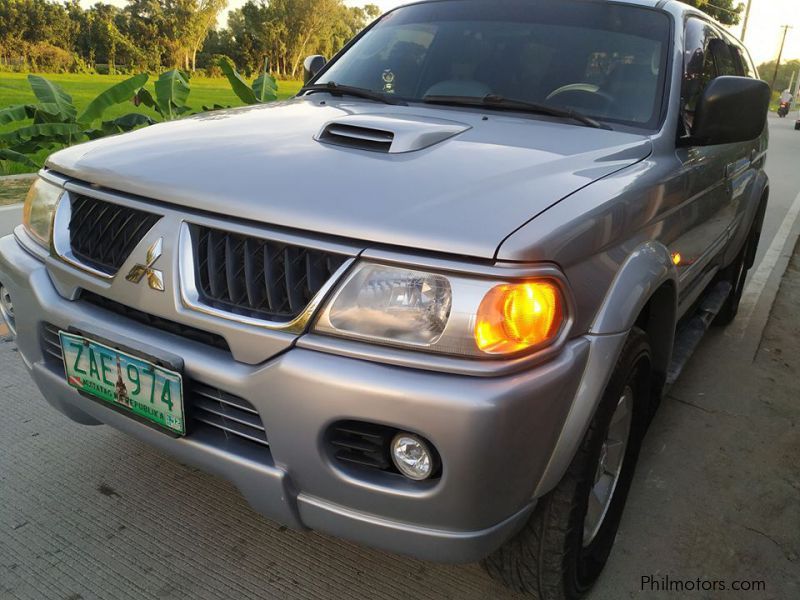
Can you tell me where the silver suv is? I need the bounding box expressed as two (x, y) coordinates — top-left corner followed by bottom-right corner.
(0, 1), (770, 597)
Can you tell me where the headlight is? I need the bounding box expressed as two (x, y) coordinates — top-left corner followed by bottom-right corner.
(23, 178), (63, 247)
(314, 262), (567, 358)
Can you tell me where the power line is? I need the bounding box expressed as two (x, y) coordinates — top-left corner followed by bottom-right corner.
(703, 1), (742, 16)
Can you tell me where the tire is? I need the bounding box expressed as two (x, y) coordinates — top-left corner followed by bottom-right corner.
(713, 203), (765, 327)
(483, 328), (651, 599)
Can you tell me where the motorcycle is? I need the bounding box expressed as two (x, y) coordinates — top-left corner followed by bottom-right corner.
(778, 100), (790, 117)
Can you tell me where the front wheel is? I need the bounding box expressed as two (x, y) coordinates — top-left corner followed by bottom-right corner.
(483, 328), (652, 599)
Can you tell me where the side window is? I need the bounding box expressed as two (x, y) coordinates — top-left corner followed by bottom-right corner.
(733, 44), (757, 79)
(708, 38), (740, 76)
(682, 19), (719, 131)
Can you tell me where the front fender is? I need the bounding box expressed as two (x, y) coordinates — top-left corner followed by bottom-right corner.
(590, 241), (679, 335)
(534, 243), (678, 497)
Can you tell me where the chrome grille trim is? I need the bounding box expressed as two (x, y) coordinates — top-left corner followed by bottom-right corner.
(47, 178), (359, 333)
(51, 191), (160, 280)
(191, 224), (349, 322)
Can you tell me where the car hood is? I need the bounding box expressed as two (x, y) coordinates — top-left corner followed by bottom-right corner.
(47, 98), (652, 259)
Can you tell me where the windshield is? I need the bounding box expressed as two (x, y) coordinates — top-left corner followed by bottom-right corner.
(315, 0), (671, 128)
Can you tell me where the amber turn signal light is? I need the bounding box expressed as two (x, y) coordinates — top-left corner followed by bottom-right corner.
(474, 281), (564, 355)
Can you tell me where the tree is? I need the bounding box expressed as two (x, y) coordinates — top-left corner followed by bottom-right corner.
(757, 59), (800, 93)
(0, 0), (381, 75)
(122, 0), (171, 70)
(680, 0), (744, 26)
(187, 0), (228, 71)
(218, 0), (379, 78)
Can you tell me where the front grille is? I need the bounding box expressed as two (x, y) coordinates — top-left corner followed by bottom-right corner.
(40, 322), (267, 451)
(80, 291), (230, 352)
(69, 195), (161, 275)
(189, 382), (268, 448)
(192, 225), (348, 322)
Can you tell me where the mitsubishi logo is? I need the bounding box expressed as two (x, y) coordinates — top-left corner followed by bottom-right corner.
(126, 238), (165, 292)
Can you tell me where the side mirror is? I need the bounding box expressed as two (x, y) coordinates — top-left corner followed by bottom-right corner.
(303, 55), (327, 85)
(691, 76), (770, 145)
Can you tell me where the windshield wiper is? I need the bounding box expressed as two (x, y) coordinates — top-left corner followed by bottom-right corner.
(422, 93), (610, 130)
(301, 81), (407, 106)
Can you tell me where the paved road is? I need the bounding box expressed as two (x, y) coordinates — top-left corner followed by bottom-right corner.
(1, 116), (799, 600)
(755, 113), (800, 269)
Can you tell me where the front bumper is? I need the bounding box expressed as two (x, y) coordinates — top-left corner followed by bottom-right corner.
(1, 231), (600, 563)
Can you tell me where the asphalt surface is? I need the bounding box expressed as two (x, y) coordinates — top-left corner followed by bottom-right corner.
(1, 114), (799, 600)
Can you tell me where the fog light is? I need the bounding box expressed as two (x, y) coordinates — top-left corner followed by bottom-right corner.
(391, 433), (434, 481)
(0, 284), (15, 337)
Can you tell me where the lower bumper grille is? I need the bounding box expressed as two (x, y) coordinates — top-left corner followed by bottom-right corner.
(189, 382), (268, 447)
(41, 323), (66, 370)
(80, 291), (230, 352)
(40, 323), (267, 450)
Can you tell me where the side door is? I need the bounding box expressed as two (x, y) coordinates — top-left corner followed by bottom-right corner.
(672, 18), (742, 314)
(721, 30), (768, 257)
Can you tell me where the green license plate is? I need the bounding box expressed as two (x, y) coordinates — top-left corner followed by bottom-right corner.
(59, 331), (185, 435)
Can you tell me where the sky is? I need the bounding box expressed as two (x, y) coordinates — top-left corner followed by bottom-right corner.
(80, 0), (800, 66)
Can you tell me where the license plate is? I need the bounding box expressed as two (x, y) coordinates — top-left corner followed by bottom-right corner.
(59, 331), (185, 435)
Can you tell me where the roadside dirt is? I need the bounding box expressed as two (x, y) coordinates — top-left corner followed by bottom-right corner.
(0, 174), (34, 206)
(594, 241), (800, 599)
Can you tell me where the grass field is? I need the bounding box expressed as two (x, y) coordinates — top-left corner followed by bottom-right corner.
(0, 72), (303, 175)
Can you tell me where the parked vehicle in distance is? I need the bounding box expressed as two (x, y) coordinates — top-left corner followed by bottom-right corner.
(0, 1), (770, 598)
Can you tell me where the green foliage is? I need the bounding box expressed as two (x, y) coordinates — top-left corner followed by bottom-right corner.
(218, 57), (279, 104)
(679, 0), (743, 26)
(253, 65), (279, 103)
(0, 148), (38, 168)
(28, 75), (78, 121)
(0, 73), (153, 170)
(218, 57), (258, 104)
(77, 73), (149, 124)
(153, 69), (192, 119)
(1, 0), (380, 78)
(757, 59), (800, 92)
(218, 0), (381, 78)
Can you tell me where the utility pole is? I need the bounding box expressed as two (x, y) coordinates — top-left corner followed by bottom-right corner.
(770, 25), (793, 92)
(740, 0), (753, 41)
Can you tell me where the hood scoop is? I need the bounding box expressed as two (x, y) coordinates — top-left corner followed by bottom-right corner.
(316, 113), (471, 154)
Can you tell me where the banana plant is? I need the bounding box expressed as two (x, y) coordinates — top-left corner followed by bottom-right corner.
(218, 57), (278, 105)
(134, 69), (192, 121)
(0, 73), (154, 170)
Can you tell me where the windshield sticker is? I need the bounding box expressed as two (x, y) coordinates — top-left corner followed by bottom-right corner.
(382, 69), (396, 94)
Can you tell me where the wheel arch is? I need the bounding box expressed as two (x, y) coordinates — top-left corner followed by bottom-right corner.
(534, 243), (678, 496)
